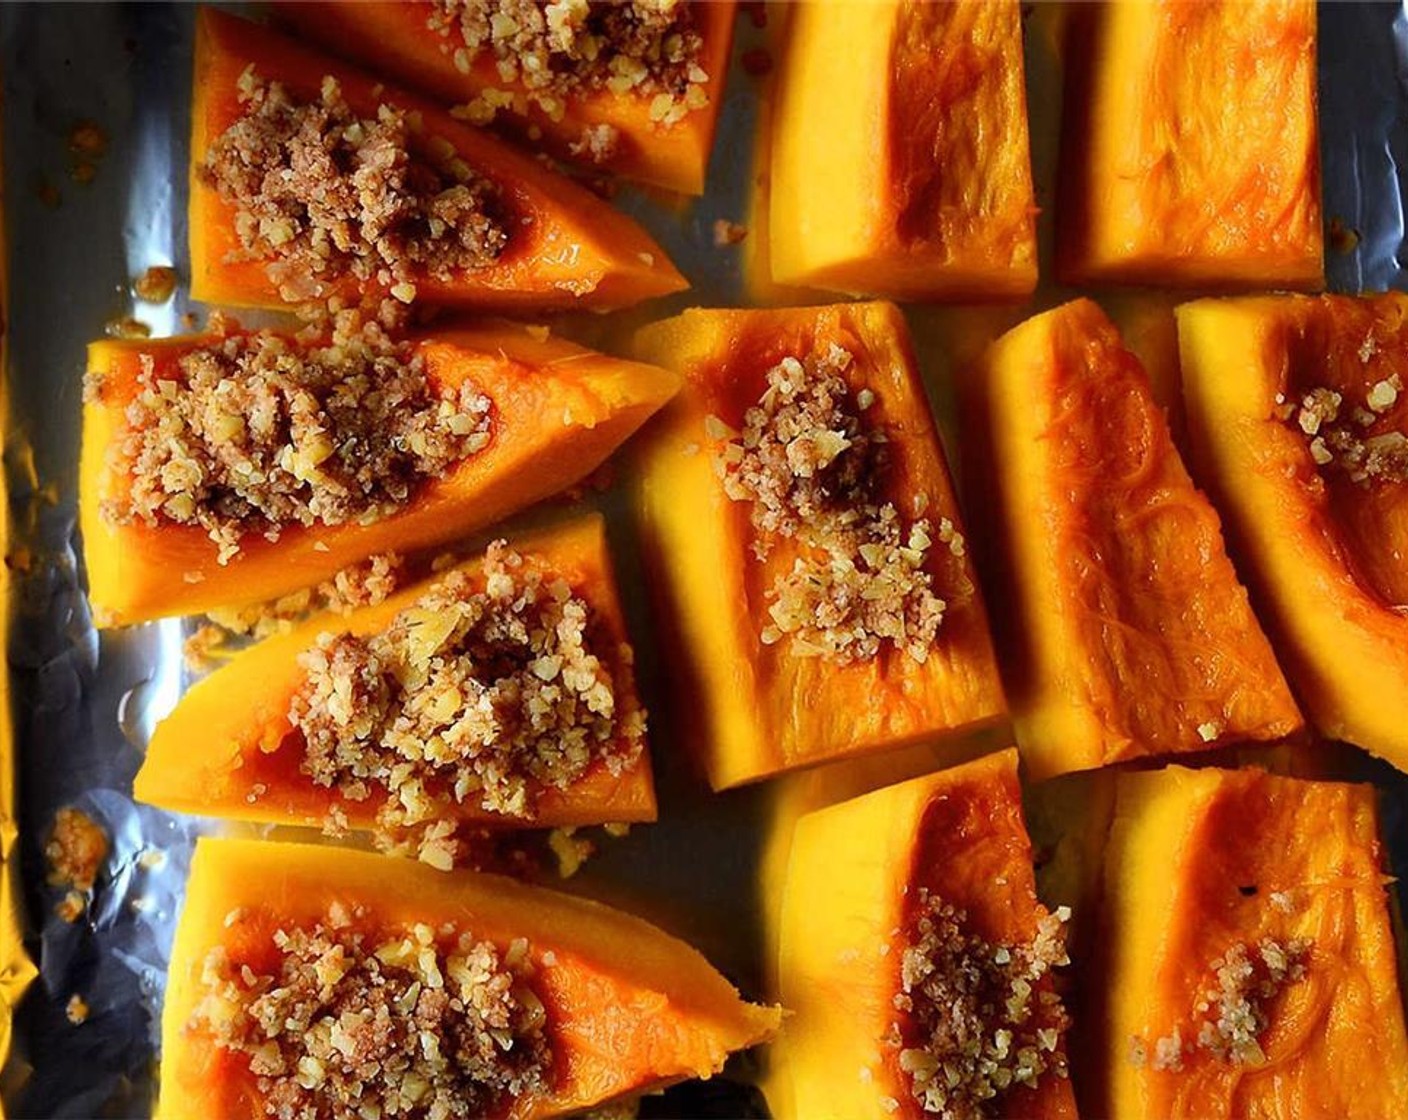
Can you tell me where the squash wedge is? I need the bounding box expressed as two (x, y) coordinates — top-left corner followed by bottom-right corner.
(134, 515), (655, 836)
(1102, 766), (1408, 1118)
(634, 301), (1006, 790)
(159, 837), (781, 1120)
(768, 0), (1037, 299)
(190, 9), (686, 312)
(80, 324), (679, 627)
(1177, 294), (1408, 769)
(1057, 0), (1322, 289)
(276, 1), (737, 195)
(967, 298), (1301, 780)
(775, 750), (1077, 1120)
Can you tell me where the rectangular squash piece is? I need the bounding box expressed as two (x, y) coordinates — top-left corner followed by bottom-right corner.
(134, 514), (655, 854)
(635, 302), (1006, 790)
(276, 1), (737, 195)
(1177, 294), (1408, 769)
(1103, 766), (1408, 1118)
(160, 838), (780, 1120)
(768, 0), (1037, 299)
(775, 749), (1077, 1120)
(80, 322), (679, 626)
(969, 298), (1301, 780)
(1057, 0), (1322, 289)
(190, 9), (685, 312)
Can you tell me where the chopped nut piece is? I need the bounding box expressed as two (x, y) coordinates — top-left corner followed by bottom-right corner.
(133, 265), (179, 304)
(45, 807), (109, 895)
(105, 316), (151, 340)
(65, 994), (90, 1025)
(548, 826), (594, 879)
(191, 907), (550, 1119)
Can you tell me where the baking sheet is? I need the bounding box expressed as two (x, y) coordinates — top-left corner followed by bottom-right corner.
(1, 3), (1407, 1117)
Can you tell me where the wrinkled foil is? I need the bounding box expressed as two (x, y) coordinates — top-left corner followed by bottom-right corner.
(1, 3), (1406, 1117)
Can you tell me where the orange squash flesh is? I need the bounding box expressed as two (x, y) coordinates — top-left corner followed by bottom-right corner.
(1102, 766), (1408, 1118)
(768, 0), (1037, 299)
(275, 2), (737, 196)
(1177, 294), (1408, 769)
(134, 515), (655, 833)
(190, 9), (687, 312)
(967, 298), (1302, 780)
(1057, 0), (1322, 289)
(634, 301), (1006, 790)
(80, 324), (680, 627)
(774, 750), (1077, 1120)
(159, 838), (781, 1120)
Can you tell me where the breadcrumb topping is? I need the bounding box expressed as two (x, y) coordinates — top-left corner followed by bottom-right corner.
(202, 69), (508, 305)
(45, 807), (108, 906)
(432, 0), (708, 146)
(96, 323), (491, 564)
(711, 344), (952, 664)
(288, 543), (644, 858)
(890, 890), (1071, 1119)
(1287, 376), (1408, 485)
(191, 905), (551, 1119)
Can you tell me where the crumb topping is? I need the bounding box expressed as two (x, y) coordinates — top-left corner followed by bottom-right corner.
(288, 543), (645, 856)
(890, 890), (1071, 1119)
(133, 264), (178, 304)
(191, 905), (551, 1119)
(45, 807), (109, 895)
(1284, 375), (1408, 485)
(431, 0), (708, 144)
(711, 344), (953, 664)
(96, 323), (491, 564)
(202, 69), (508, 305)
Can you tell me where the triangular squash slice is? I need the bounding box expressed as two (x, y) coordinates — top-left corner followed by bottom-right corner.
(190, 9), (687, 312)
(80, 324), (679, 626)
(159, 838), (780, 1120)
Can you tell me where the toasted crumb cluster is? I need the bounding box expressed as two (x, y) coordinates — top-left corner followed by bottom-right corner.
(890, 890), (1071, 1119)
(192, 904), (551, 1119)
(133, 264), (178, 303)
(431, 0), (709, 151)
(45, 807), (109, 896)
(712, 345), (954, 664)
(99, 323), (491, 564)
(1282, 375), (1408, 484)
(203, 69), (508, 304)
(288, 543), (644, 860)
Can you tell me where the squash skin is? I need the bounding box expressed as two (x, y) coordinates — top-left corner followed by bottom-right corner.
(134, 514), (655, 832)
(159, 838), (781, 1120)
(189, 9), (687, 313)
(275, 2), (736, 196)
(1177, 294), (1408, 769)
(1058, 0), (1322, 289)
(634, 301), (1006, 790)
(774, 749), (1077, 1120)
(768, 0), (1037, 299)
(967, 298), (1302, 780)
(79, 324), (680, 627)
(1102, 766), (1408, 1119)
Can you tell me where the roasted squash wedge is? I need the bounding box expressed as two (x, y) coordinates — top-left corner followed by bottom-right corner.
(160, 838), (781, 1120)
(135, 514), (655, 842)
(276, 2), (736, 195)
(768, 0), (1037, 299)
(967, 298), (1301, 780)
(1178, 294), (1408, 770)
(634, 301), (1006, 790)
(190, 9), (686, 312)
(1102, 766), (1408, 1118)
(1057, 0), (1322, 289)
(774, 750), (1077, 1120)
(80, 324), (679, 627)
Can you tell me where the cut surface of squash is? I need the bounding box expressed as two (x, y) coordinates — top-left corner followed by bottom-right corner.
(80, 324), (679, 627)
(968, 298), (1301, 780)
(276, 2), (736, 195)
(1102, 766), (1408, 1118)
(159, 837), (780, 1120)
(769, 0), (1036, 299)
(1057, 0), (1322, 289)
(1178, 294), (1408, 769)
(634, 301), (1005, 790)
(775, 749), (1077, 1120)
(190, 9), (686, 312)
(135, 515), (655, 843)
